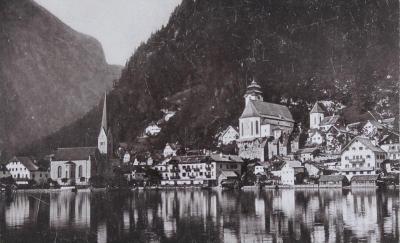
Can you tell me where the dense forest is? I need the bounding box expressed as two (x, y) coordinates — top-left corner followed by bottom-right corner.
(22, 0), (399, 156)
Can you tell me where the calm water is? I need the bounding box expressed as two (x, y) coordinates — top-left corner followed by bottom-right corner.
(0, 189), (399, 243)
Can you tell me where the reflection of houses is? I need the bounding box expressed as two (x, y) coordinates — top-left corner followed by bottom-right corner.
(49, 192), (91, 229)
(50, 147), (100, 186)
(339, 136), (387, 180)
(5, 194), (33, 227)
(6, 156), (48, 184)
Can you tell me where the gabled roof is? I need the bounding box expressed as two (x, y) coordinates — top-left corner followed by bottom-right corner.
(341, 136), (385, 153)
(351, 174), (379, 182)
(53, 147), (99, 161)
(320, 115), (340, 126)
(9, 156), (39, 171)
(240, 100), (294, 122)
(219, 126), (239, 138)
(210, 154), (243, 163)
(220, 171), (238, 178)
(310, 102), (326, 114)
(319, 175), (347, 182)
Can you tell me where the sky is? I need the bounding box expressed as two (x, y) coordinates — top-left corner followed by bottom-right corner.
(34, 0), (182, 65)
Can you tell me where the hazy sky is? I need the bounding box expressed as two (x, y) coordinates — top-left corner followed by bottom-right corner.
(34, 0), (182, 65)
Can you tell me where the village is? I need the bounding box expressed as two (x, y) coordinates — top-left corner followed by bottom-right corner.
(1, 80), (399, 191)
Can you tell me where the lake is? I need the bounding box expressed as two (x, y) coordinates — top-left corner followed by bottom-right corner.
(0, 189), (399, 243)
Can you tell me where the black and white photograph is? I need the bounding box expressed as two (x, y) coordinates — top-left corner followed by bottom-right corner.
(0, 0), (399, 242)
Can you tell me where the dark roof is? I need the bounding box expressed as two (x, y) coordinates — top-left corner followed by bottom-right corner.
(319, 175), (347, 182)
(320, 115), (340, 126)
(210, 154), (243, 163)
(351, 175), (379, 182)
(9, 156), (38, 171)
(310, 102), (326, 114)
(53, 147), (99, 161)
(240, 100), (294, 122)
(341, 136), (385, 153)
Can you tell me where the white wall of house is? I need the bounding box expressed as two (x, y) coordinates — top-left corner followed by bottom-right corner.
(380, 143), (400, 160)
(50, 159), (92, 186)
(309, 132), (324, 145)
(310, 112), (324, 129)
(254, 165), (264, 175)
(6, 162), (31, 180)
(219, 126), (239, 145)
(145, 125), (161, 136)
(340, 140), (386, 180)
(163, 145), (177, 157)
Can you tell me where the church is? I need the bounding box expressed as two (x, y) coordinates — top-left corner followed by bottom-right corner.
(50, 93), (112, 186)
(237, 80), (295, 161)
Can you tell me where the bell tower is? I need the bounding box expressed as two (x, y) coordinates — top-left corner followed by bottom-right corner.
(98, 92), (109, 155)
(244, 80), (263, 105)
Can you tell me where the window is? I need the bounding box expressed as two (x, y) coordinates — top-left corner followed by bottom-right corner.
(366, 155), (371, 159)
(359, 147), (363, 150)
(57, 166), (62, 178)
(78, 165), (82, 178)
(256, 121), (259, 134)
(251, 122), (253, 136)
(241, 123), (243, 137)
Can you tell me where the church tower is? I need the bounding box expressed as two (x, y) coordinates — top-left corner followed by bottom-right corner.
(98, 92), (111, 155)
(309, 101), (325, 129)
(244, 80), (263, 105)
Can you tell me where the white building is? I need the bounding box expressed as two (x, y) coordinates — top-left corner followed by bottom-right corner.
(6, 156), (48, 184)
(379, 131), (400, 160)
(237, 80), (295, 161)
(271, 160), (304, 185)
(163, 142), (181, 158)
(50, 147), (99, 186)
(339, 136), (387, 180)
(307, 129), (325, 145)
(156, 154), (243, 186)
(309, 102), (325, 129)
(217, 126), (239, 145)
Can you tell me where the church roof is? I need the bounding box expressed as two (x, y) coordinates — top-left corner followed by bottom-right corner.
(310, 102), (326, 114)
(101, 92), (107, 132)
(53, 147), (99, 161)
(240, 100), (294, 122)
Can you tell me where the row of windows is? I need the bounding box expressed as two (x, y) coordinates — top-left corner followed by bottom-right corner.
(9, 167), (27, 171)
(345, 171), (372, 175)
(240, 120), (259, 137)
(345, 163), (372, 168)
(344, 155), (371, 160)
(57, 166), (83, 178)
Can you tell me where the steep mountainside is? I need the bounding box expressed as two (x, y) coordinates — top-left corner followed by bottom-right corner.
(0, 0), (121, 155)
(23, 0), (398, 155)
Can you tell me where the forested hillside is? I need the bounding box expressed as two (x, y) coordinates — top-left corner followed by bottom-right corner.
(23, 0), (399, 155)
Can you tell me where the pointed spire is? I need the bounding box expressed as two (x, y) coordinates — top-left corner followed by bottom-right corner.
(101, 92), (107, 131)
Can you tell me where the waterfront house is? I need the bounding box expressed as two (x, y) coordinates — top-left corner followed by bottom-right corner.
(6, 156), (48, 185)
(304, 162), (333, 178)
(350, 175), (380, 187)
(271, 160), (304, 185)
(216, 125), (239, 145)
(339, 136), (387, 180)
(50, 147), (100, 186)
(159, 153), (243, 187)
(318, 175), (349, 188)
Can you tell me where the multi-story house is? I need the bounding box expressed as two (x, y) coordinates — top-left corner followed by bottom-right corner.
(379, 130), (400, 160)
(156, 154), (243, 186)
(6, 156), (48, 185)
(271, 160), (304, 185)
(216, 125), (239, 145)
(339, 136), (387, 180)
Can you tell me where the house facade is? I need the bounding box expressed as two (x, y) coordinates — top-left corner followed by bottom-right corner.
(155, 154), (243, 186)
(217, 126), (239, 145)
(6, 156), (48, 184)
(0, 164), (11, 179)
(339, 136), (387, 180)
(271, 160), (304, 185)
(50, 147), (99, 186)
(145, 122), (161, 136)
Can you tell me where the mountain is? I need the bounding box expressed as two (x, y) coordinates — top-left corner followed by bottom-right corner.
(23, 0), (398, 156)
(0, 0), (121, 155)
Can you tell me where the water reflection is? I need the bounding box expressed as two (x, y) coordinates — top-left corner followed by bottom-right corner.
(0, 189), (399, 243)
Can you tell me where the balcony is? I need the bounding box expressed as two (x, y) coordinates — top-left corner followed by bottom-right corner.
(340, 167), (375, 172)
(348, 158), (365, 163)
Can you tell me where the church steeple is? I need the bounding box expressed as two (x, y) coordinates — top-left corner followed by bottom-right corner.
(244, 79), (263, 105)
(101, 92), (107, 132)
(98, 92), (109, 155)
